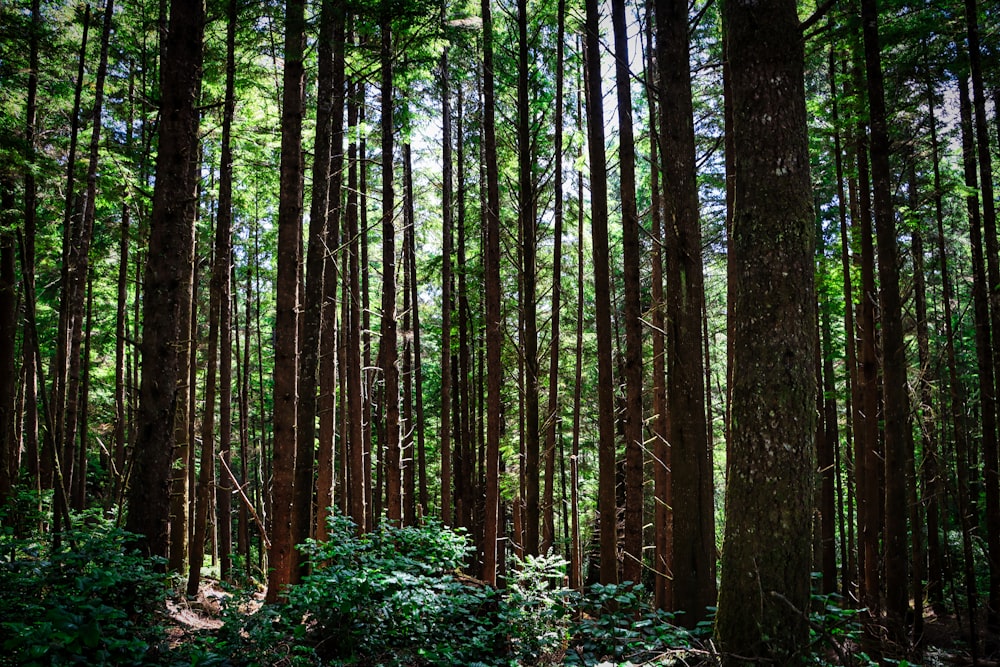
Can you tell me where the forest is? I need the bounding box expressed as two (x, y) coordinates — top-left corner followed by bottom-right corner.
(0, 0), (999, 662)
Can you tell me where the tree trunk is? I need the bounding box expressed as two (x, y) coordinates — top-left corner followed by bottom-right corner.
(346, 76), (368, 533)
(860, 0), (913, 638)
(656, 0), (715, 618)
(0, 183), (15, 506)
(480, 0), (503, 585)
(541, 0), (566, 554)
(715, 0), (816, 659)
(267, 0), (306, 602)
(610, 0), (644, 588)
(582, 0), (619, 587)
(379, 9), (401, 525)
(440, 37), (454, 527)
(124, 0), (204, 561)
(964, 0), (1000, 628)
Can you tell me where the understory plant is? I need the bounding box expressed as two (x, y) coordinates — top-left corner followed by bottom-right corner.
(0, 504), (168, 667)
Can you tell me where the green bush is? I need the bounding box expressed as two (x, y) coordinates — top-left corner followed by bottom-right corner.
(563, 582), (698, 665)
(230, 513), (571, 666)
(0, 510), (168, 666)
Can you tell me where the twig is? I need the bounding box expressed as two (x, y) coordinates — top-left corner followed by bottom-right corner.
(218, 453), (271, 549)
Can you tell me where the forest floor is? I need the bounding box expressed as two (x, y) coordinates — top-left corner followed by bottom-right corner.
(157, 579), (992, 666)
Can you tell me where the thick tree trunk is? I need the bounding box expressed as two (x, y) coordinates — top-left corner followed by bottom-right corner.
(656, 0), (715, 619)
(124, 0), (204, 561)
(964, 0), (1000, 628)
(715, 0), (816, 659)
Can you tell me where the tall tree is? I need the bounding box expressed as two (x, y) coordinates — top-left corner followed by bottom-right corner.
(860, 0), (913, 637)
(610, 0), (644, 587)
(656, 0), (715, 620)
(481, 0), (504, 586)
(267, 0), (306, 601)
(380, 5), (402, 525)
(125, 0), (205, 560)
(582, 0), (619, 587)
(517, 0), (541, 557)
(715, 0), (817, 660)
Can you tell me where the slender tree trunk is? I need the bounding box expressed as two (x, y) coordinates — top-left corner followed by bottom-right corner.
(582, 0), (619, 587)
(541, 0), (566, 554)
(21, 0), (41, 496)
(480, 0), (503, 585)
(379, 10), (401, 525)
(515, 0), (541, 557)
(402, 138), (416, 525)
(52, 7), (90, 501)
(610, 0), (644, 587)
(267, 0), (306, 602)
(643, 5), (670, 608)
(440, 38), (454, 527)
(715, 0), (816, 659)
(860, 0), (913, 637)
(926, 86), (951, 612)
(0, 183), (15, 506)
(125, 0), (204, 561)
(67, 0), (116, 512)
(346, 76), (368, 533)
(964, 0), (1000, 628)
(958, 74), (984, 657)
(906, 156), (928, 640)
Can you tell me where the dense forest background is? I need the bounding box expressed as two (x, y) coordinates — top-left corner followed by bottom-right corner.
(1, 0), (1000, 662)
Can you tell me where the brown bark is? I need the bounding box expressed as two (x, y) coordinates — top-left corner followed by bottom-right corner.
(379, 10), (401, 525)
(964, 0), (1000, 627)
(541, 0), (566, 554)
(267, 0), (306, 602)
(517, 0), (541, 557)
(860, 0), (912, 636)
(582, 0), (619, 587)
(481, 0), (503, 585)
(715, 0), (816, 659)
(656, 0), (715, 619)
(124, 0), (204, 561)
(610, 0), (644, 588)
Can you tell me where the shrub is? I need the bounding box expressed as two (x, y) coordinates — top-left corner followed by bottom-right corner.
(0, 510), (168, 667)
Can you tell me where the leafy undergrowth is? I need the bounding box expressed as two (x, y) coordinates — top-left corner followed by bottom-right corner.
(0, 504), (978, 666)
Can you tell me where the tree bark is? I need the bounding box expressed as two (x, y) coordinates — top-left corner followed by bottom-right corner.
(610, 0), (644, 588)
(267, 0), (306, 602)
(125, 0), (204, 561)
(379, 9), (401, 525)
(715, 0), (816, 659)
(582, 0), (619, 587)
(656, 0), (715, 619)
(481, 0), (503, 585)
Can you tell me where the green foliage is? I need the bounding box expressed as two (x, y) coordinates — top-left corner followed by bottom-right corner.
(0, 506), (168, 667)
(563, 583), (702, 666)
(225, 513), (572, 666)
